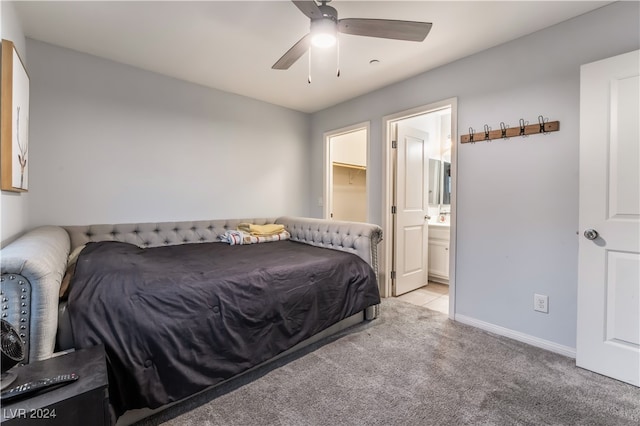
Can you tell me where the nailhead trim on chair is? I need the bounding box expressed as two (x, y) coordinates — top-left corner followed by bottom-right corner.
(0, 273), (31, 364)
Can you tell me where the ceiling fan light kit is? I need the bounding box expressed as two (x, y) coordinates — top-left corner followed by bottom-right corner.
(273, 0), (432, 75)
(311, 18), (337, 48)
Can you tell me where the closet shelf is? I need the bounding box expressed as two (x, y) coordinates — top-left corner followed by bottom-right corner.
(333, 162), (366, 171)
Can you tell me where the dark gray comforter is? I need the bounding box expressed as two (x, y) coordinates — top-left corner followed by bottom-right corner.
(68, 240), (380, 416)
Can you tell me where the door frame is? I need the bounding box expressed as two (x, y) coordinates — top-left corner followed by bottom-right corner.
(381, 98), (458, 320)
(323, 121), (370, 221)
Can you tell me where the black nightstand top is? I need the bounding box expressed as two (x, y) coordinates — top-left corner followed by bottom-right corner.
(1, 345), (109, 423)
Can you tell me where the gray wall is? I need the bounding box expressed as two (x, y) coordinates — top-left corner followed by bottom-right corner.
(0, 1), (28, 246)
(25, 40), (311, 228)
(310, 1), (640, 349)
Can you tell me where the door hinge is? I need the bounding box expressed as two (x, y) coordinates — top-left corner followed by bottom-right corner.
(391, 205), (397, 214)
(392, 140), (397, 149)
(391, 271), (396, 280)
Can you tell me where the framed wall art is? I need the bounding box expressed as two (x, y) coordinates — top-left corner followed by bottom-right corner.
(1, 39), (30, 192)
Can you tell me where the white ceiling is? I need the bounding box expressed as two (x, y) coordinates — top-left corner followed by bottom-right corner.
(14, 1), (610, 113)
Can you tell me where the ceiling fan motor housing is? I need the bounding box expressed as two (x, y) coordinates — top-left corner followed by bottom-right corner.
(311, 4), (337, 30)
(317, 3), (337, 21)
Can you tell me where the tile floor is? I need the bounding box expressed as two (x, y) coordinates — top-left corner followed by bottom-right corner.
(395, 282), (449, 314)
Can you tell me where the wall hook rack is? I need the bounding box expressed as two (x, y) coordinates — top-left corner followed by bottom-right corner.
(461, 116), (559, 144)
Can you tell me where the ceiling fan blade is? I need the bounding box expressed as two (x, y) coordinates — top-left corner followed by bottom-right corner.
(291, 0), (322, 19)
(338, 19), (432, 42)
(272, 33), (312, 70)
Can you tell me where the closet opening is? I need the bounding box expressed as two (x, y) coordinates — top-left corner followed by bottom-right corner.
(323, 123), (369, 222)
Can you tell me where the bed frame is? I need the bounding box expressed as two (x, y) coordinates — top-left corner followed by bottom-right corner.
(0, 217), (382, 404)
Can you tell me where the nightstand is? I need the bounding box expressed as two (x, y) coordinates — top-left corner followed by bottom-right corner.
(1, 345), (111, 426)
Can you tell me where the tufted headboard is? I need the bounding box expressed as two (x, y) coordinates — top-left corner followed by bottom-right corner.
(63, 218), (277, 251)
(276, 216), (382, 271)
(63, 216), (382, 268)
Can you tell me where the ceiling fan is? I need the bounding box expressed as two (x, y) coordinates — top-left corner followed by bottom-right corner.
(272, 0), (433, 71)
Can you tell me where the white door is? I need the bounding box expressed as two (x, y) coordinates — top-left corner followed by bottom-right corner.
(393, 124), (429, 296)
(577, 50), (640, 387)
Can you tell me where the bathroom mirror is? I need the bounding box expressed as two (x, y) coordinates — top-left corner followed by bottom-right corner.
(428, 159), (451, 206)
(428, 159), (440, 205)
(441, 161), (451, 205)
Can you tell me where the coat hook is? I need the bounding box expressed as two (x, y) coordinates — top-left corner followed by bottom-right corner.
(469, 127), (475, 143)
(519, 119), (528, 137)
(484, 124), (491, 141)
(538, 115), (548, 134)
(500, 122), (509, 140)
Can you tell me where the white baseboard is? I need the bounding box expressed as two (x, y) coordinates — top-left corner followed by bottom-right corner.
(454, 314), (576, 358)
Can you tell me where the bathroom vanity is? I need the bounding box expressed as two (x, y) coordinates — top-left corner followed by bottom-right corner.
(428, 224), (450, 284)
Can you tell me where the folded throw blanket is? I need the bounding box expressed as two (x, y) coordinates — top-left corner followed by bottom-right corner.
(237, 223), (286, 236)
(220, 230), (290, 245)
(219, 230), (245, 245)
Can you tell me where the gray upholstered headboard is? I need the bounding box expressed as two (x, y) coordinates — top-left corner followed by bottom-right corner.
(63, 218), (277, 251)
(63, 216), (382, 268)
(276, 216), (382, 272)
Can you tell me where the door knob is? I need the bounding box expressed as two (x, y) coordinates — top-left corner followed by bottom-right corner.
(583, 229), (599, 240)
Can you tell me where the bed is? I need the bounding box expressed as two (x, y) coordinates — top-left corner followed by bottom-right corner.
(0, 216), (382, 421)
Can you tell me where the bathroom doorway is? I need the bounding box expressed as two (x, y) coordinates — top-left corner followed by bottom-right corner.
(382, 99), (457, 318)
(324, 123), (369, 222)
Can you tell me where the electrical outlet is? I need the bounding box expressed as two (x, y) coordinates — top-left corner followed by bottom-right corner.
(534, 294), (549, 313)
